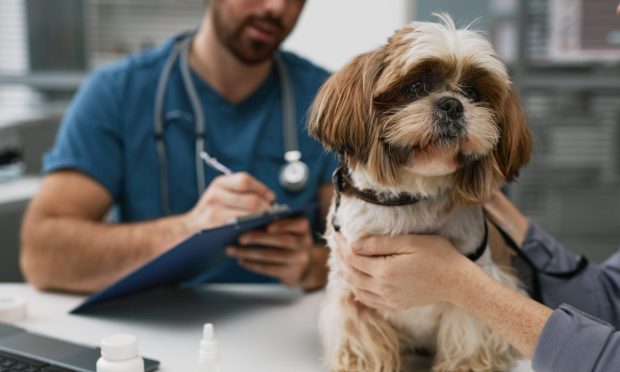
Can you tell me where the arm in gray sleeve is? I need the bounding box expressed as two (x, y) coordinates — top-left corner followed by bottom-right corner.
(522, 222), (620, 327)
(532, 304), (620, 372)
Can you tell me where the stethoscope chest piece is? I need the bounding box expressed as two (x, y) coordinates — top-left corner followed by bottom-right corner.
(279, 151), (309, 192)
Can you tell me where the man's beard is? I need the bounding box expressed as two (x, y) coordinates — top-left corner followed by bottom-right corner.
(213, 11), (286, 65)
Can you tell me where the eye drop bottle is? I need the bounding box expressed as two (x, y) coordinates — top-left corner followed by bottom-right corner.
(97, 334), (145, 372)
(198, 323), (221, 372)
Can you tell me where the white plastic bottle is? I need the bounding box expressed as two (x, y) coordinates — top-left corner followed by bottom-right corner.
(97, 334), (145, 372)
(0, 296), (27, 322)
(198, 323), (221, 372)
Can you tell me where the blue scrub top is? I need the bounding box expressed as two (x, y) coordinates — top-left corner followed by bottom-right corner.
(43, 35), (337, 283)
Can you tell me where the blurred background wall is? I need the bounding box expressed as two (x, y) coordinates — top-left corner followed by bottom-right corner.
(1, 0), (619, 282)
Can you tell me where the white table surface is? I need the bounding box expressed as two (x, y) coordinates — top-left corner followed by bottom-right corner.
(0, 283), (533, 372)
(0, 283), (326, 372)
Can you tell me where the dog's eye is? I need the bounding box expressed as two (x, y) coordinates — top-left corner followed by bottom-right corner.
(402, 81), (426, 100)
(462, 85), (481, 102)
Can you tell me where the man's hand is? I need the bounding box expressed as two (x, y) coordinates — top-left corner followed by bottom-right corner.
(484, 191), (528, 247)
(185, 172), (276, 232)
(335, 233), (478, 311)
(225, 217), (316, 287)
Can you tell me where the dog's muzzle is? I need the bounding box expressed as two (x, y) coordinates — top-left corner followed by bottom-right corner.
(434, 97), (465, 140)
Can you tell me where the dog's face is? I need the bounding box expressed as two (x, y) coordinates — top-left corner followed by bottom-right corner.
(309, 15), (531, 203)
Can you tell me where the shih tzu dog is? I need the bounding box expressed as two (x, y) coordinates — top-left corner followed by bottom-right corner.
(308, 15), (532, 372)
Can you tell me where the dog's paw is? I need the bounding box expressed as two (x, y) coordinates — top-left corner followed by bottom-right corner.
(323, 291), (403, 372)
(432, 351), (520, 372)
(509, 358), (534, 372)
(330, 341), (401, 372)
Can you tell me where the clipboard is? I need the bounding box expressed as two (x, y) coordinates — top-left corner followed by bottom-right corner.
(71, 204), (314, 314)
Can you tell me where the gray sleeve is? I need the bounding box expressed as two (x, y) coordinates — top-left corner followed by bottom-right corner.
(522, 222), (620, 327)
(532, 304), (620, 372)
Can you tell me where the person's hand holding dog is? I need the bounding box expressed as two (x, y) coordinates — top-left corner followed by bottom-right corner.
(335, 230), (553, 359)
(335, 232), (478, 311)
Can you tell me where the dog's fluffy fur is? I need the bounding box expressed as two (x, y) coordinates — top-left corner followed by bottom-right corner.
(308, 15), (532, 372)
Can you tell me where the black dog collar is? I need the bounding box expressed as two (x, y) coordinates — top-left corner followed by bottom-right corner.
(331, 164), (488, 262)
(332, 165), (425, 209)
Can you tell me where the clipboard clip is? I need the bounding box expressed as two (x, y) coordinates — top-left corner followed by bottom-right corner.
(233, 204), (291, 227)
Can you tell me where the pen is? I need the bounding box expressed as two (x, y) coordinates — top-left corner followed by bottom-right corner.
(200, 150), (280, 207)
(199, 151), (233, 176)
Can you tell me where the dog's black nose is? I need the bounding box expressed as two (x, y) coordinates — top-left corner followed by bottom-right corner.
(436, 97), (463, 119)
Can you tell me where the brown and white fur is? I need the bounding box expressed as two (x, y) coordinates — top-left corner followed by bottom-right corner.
(308, 15), (533, 372)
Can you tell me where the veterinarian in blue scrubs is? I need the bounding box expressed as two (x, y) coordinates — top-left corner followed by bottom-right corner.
(21, 0), (337, 293)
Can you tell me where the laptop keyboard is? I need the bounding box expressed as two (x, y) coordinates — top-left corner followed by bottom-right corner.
(0, 349), (75, 371)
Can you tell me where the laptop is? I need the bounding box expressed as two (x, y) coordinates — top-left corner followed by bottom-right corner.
(0, 322), (159, 371)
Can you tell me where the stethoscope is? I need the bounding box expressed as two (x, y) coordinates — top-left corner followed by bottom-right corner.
(153, 33), (309, 215)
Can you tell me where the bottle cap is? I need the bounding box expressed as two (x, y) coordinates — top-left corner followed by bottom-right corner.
(0, 296), (27, 322)
(203, 324), (214, 341)
(100, 334), (139, 361)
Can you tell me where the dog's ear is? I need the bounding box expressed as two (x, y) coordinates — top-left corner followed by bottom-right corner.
(307, 49), (385, 162)
(454, 86), (531, 203)
(494, 86), (532, 182)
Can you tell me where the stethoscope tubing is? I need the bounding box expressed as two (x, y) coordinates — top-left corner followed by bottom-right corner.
(178, 36), (207, 194)
(153, 35), (185, 215)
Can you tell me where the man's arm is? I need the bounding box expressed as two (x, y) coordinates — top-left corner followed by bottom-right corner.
(21, 170), (194, 293)
(425, 248), (620, 371)
(483, 191), (528, 246)
(21, 170), (275, 293)
(532, 304), (620, 371)
(485, 192), (620, 327)
(446, 257), (620, 371)
(451, 260), (553, 359)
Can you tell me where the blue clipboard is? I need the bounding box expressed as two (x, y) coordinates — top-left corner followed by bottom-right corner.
(71, 204), (314, 314)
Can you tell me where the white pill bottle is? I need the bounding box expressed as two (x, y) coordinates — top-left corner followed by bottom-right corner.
(97, 334), (145, 372)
